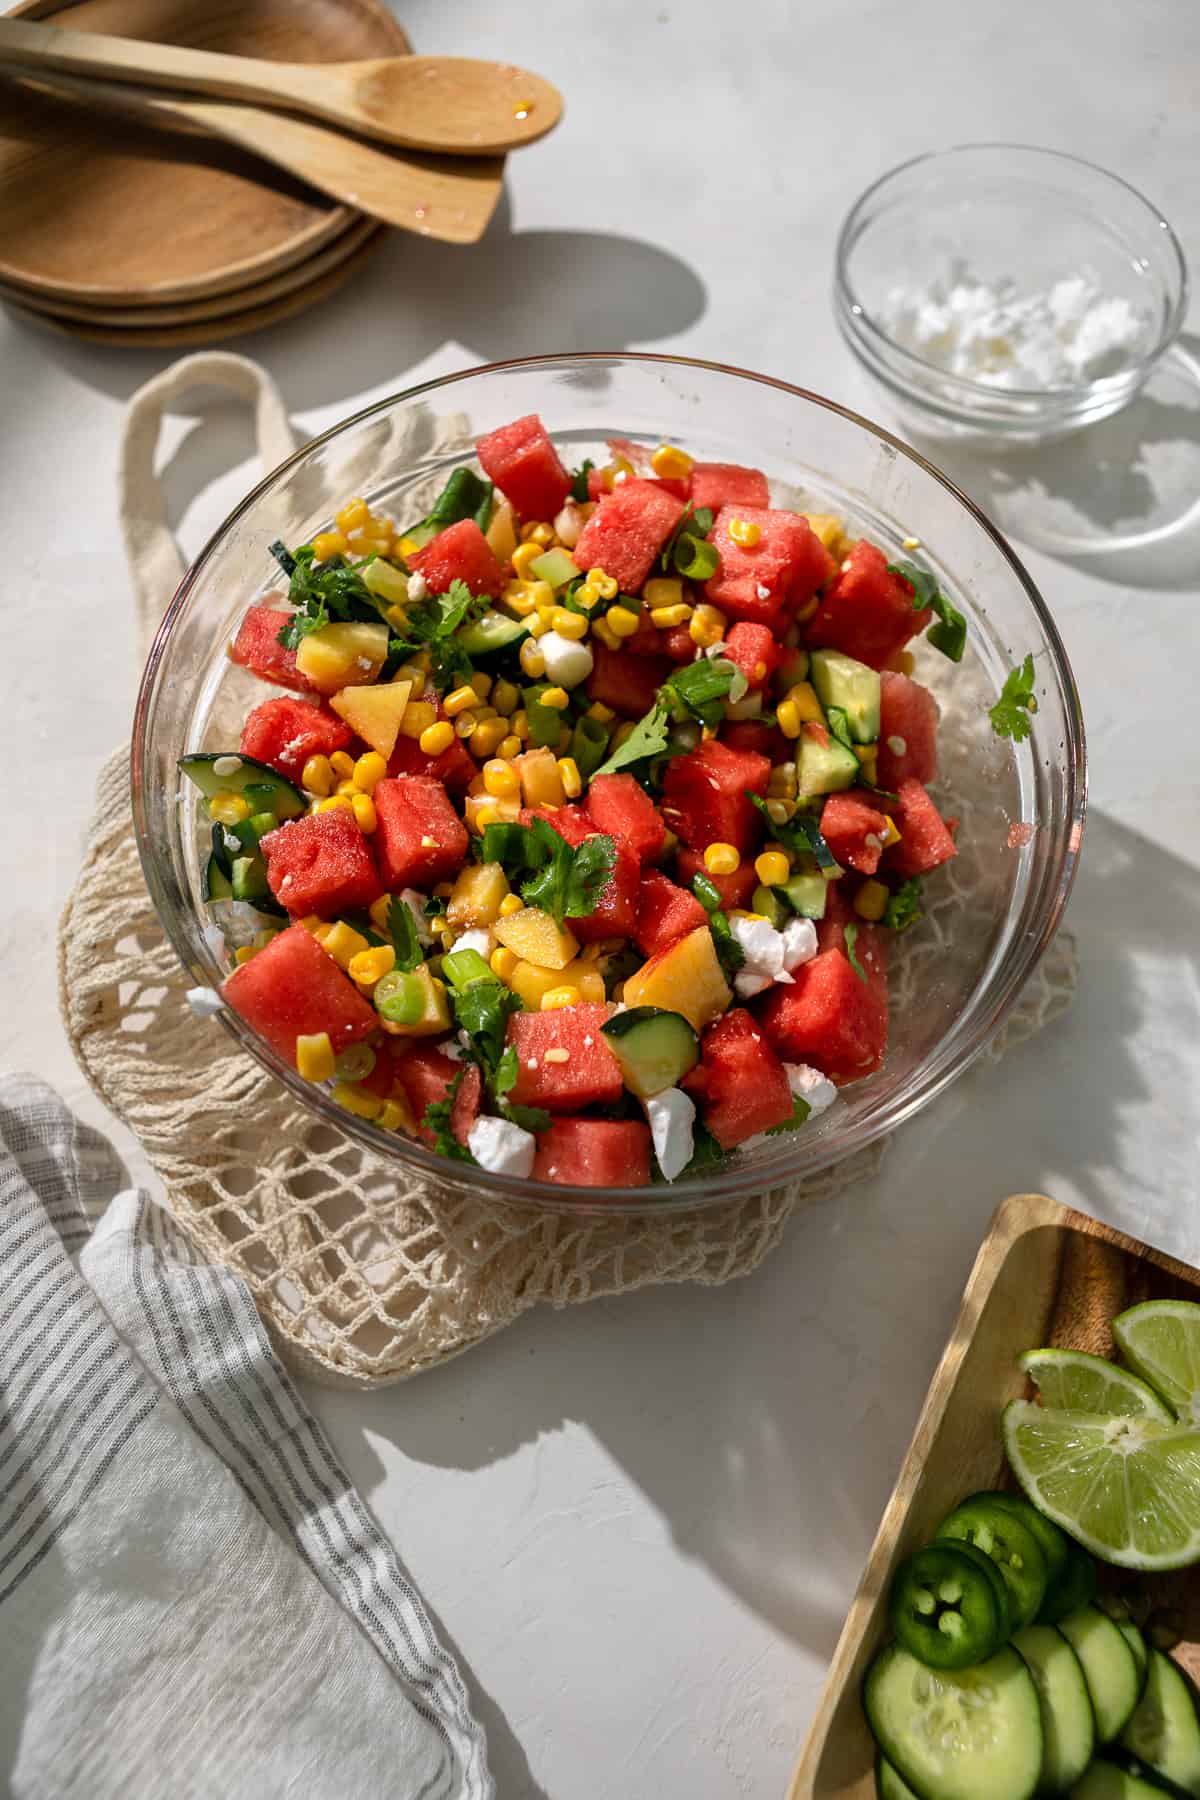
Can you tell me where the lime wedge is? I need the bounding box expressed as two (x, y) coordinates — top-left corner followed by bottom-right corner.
(1114, 1301), (1200, 1423)
(1019, 1347), (1174, 1423)
(1003, 1399), (1200, 1570)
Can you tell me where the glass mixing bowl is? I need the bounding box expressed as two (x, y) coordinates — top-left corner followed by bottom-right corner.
(132, 353), (1086, 1214)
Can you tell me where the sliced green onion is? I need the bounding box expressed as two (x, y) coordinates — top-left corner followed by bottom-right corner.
(374, 970), (427, 1025)
(442, 948), (494, 992)
(674, 535), (720, 581)
(335, 1044), (377, 1082)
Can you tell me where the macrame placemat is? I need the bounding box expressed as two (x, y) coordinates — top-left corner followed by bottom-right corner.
(58, 354), (1080, 1390)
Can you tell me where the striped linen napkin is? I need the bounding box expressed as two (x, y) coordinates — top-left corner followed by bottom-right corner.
(0, 1073), (491, 1800)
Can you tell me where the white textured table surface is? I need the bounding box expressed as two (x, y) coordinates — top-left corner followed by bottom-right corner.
(6, 2), (1200, 1794)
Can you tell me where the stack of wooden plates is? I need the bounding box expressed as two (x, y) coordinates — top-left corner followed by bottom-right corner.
(0, 0), (411, 347)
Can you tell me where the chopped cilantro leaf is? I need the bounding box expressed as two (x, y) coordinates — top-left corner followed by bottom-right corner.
(268, 539), (296, 577)
(521, 822), (617, 923)
(988, 654), (1038, 743)
(843, 922), (869, 985)
(749, 794), (837, 870)
(407, 467), (492, 538)
(765, 1095), (812, 1134)
(388, 577), (488, 691)
(492, 1046), (551, 1133)
(274, 544), (381, 649)
(422, 1075), (476, 1163)
(883, 877), (923, 934)
(887, 559), (967, 663)
(569, 459), (594, 503)
(591, 698), (673, 779)
(450, 980), (519, 1083)
(387, 896), (424, 972)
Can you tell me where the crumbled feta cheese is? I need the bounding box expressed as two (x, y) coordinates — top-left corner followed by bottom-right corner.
(645, 1087), (696, 1182)
(406, 572), (428, 602)
(780, 916), (818, 973)
(756, 583), (771, 601)
(212, 755), (243, 778)
(539, 631), (594, 689)
(731, 914), (787, 998)
(453, 928), (492, 959)
(398, 889), (433, 944)
(185, 986), (225, 1019)
(443, 1040), (465, 1062)
(356, 657), (373, 671)
(467, 1115), (536, 1178)
(785, 1062), (838, 1116)
(887, 735), (907, 756)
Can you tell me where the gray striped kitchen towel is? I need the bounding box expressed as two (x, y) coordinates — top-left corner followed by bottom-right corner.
(0, 1073), (492, 1800)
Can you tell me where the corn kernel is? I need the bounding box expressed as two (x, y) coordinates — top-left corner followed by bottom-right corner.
(335, 778), (358, 797)
(384, 605), (410, 633)
(603, 456), (634, 490)
(644, 577), (684, 611)
(333, 1082), (384, 1122)
(209, 791), (249, 826)
(539, 686), (569, 711)
(766, 799), (793, 825)
(805, 513), (848, 557)
(519, 521), (555, 546)
(492, 678), (520, 717)
(379, 1097), (414, 1134)
(335, 496), (370, 534)
(854, 880), (889, 922)
(233, 945), (255, 965)
(755, 851), (791, 887)
(511, 710), (530, 741)
(470, 718), (508, 758)
(351, 792), (377, 833)
(651, 444), (694, 481)
(586, 701), (615, 723)
(502, 579), (536, 617)
(650, 602), (693, 628)
(497, 734), (522, 760)
(527, 614), (550, 639)
(296, 1031), (337, 1083)
(768, 762), (799, 798)
(319, 921), (370, 969)
(453, 711), (479, 737)
(511, 541), (543, 579)
(606, 604), (640, 639)
(351, 751), (387, 793)
(794, 594), (820, 626)
(540, 984), (582, 1011)
(551, 607), (589, 641)
(490, 946), (520, 982)
(396, 533), (424, 559)
(574, 581), (600, 611)
(894, 651), (916, 676)
(475, 805), (500, 829)
(399, 702), (437, 740)
(858, 748), (879, 785)
(470, 671), (493, 699)
(586, 567), (619, 601)
(703, 842), (740, 876)
(312, 530), (348, 562)
(301, 754), (334, 797)
(578, 970), (607, 1003)
(443, 684), (477, 717)
(329, 750), (356, 780)
(418, 720), (456, 756)
(881, 815), (902, 850)
(556, 756), (582, 799)
(483, 759), (522, 798)
(498, 894), (525, 920)
(777, 700), (802, 739)
(728, 517), (762, 548)
(316, 794), (356, 815)
(519, 640), (546, 679)
(298, 915), (325, 934)
(689, 603), (727, 648)
(349, 944), (396, 987)
(786, 681), (824, 723)
(591, 617), (620, 651)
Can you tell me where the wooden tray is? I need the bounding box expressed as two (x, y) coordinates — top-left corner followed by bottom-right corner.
(0, 0), (407, 304)
(791, 1193), (1200, 1800)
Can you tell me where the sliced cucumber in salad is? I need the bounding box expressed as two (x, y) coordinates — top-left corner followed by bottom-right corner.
(601, 1008), (699, 1099)
(179, 753), (304, 820)
(457, 611), (529, 657)
(863, 1641), (1043, 1800)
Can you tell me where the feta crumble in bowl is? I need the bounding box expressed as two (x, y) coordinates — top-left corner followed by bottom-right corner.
(133, 353), (1084, 1213)
(835, 144), (1188, 448)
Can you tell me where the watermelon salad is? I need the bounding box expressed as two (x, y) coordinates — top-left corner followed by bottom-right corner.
(182, 415), (994, 1191)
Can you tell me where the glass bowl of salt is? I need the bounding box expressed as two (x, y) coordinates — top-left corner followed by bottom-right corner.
(834, 143), (1188, 448)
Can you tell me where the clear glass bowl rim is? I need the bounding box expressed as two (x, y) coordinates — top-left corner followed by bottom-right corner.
(131, 349), (1087, 1214)
(834, 141), (1190, 405)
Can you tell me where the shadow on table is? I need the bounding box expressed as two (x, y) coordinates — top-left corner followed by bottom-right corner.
(3, 185), (708, 413)
(321, 808), (1200, 1689)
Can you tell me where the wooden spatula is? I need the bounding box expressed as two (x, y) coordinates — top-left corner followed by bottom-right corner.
(3, 69), (504, 244)
(0, 18), (562, 154)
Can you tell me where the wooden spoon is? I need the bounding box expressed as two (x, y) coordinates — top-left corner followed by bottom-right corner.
(2, 69), (504, 243)
(0, 18), (562, 153)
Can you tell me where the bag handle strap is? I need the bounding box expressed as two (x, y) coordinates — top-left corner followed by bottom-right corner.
(119, 352), (296, 659)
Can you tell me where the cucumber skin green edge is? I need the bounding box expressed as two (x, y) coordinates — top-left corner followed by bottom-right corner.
(1011, 1623), (1096, 1795)
(862, 1642), (1043, 1800)
(1117, 1646), (1200, 1797)
(1058, 1607), (1142, 1746)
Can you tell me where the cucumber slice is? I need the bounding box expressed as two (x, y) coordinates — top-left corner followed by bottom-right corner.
(1119, 1649), (1200, 1796)
(796, 731), (859, 797)
(1117, 1621), (1150, 1697)
(179, 753), (304, 821)
(751, 884), (789, 930)
(1013, 1625), (1096, 1793)
(203, 853), (234, 902)
(1069, 1761), (1182, 1798)
(863, 1642), (1043, 1800)
(1059, 1607), (1142, 1744)
(230, 855), (269, 904)
(779, 871), (829, 920)
(876, 1755), (921, 1799)
(810, 648), (881, 743)
(529, 547), (579, 590)
(602, 1007), (699, 1099)
(458, 611), (529, 657)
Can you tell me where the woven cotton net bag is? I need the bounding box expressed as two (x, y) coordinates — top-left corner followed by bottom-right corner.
(59, 354), (1079, 1390)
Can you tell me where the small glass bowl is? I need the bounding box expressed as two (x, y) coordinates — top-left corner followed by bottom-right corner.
(132, 353), (1086, 1214)
(835, 144), (1189, 448)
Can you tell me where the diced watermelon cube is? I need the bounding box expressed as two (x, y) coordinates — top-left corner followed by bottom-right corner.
(506, 1004), (623, 1112)
(680, 1008), (793, 1148)
(477, 413), (571, 521)
(689, 462), (769, 513)
(395, 1046), (481, 1147)
(408, 518), (505, 599)
(567, 837), (641, 944)
(260, 809), (382, 918)
(885, 778), (958, 878)
(373, 775), (469, 890)
(877, 672), (939, 787)
(724, 621), (780, 690)
(239, 696), (353, 783)
(807, 542), (932, 671)
(572, 479), (686, 594)
(224, 922), (377, 1064)
(585, 773), (667, 863)
(634, 869), (708, 958)
(521, 803), (595, 848)
(662, 623), (696, 664)
(721, 719), (788, 762)
(757, 938), (888, 1084)
(586, 643), (670, 719)
(674, 847), (758, 912)
(661, 738), (771, 854)
(532, 1118), (652, 1189)
(229, 603), (319, 694)
(819, 790), (892, 876)
(705, 505), (834, 628)
(386, 690), (477, 790)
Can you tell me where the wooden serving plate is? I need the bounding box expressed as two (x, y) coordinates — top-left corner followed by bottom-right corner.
(0, 0), (408, 303)
(791, 1193), (1200, 1800)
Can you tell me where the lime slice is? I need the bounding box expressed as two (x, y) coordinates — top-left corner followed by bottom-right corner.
(1019, 1347), (1174, 1422)
(1003, 1399), (1200, 1570)
(1114, 1301), (1200, 1423)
